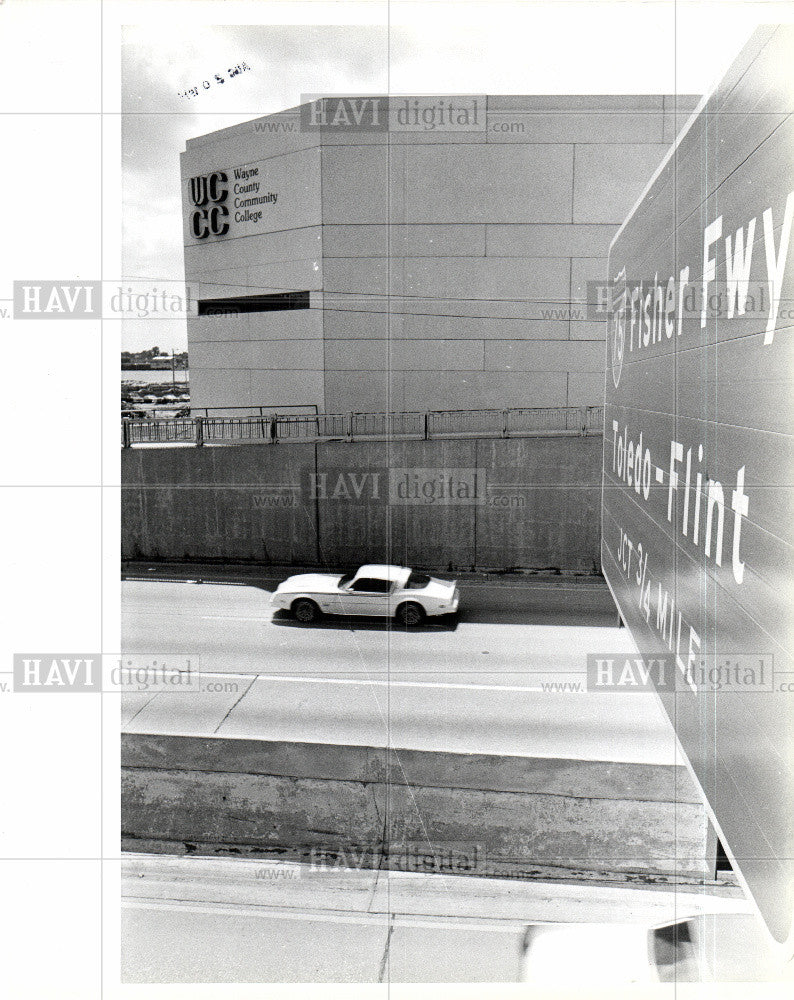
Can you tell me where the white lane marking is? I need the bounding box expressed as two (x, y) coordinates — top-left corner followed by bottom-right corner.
(248, 673), (573, 693)
(119, 669), (584, 691)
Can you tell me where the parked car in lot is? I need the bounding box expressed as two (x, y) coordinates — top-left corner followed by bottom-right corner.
(270, 564), (460, 625)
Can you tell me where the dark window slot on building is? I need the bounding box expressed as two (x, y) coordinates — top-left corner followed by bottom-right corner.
(198, 290), (310, 316)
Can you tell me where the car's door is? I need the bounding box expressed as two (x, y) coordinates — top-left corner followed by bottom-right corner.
(338, 576), (393, 617)
(313, 573), (354, 615)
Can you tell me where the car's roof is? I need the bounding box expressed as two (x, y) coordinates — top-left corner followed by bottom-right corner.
(355, 564), (410, 582)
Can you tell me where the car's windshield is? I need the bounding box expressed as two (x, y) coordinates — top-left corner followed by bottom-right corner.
(338, 573), (354, 589)
(405, 571), (431, 589)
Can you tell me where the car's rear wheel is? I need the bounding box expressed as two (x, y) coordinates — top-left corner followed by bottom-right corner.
(292, 598), (320, 623)
(396, 601), (425, 627)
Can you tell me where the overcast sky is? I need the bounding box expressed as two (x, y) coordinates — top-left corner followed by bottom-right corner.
(121, 9), (770, 351)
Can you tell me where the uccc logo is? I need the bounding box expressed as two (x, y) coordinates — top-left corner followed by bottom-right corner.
(189, 172), (229, 239)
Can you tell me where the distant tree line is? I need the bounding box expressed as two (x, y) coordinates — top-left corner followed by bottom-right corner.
(122, 347), (188, 369)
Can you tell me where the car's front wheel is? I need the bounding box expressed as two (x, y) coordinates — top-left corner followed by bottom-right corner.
(395, 602), (425, 627)
(292, 598), (321, 623)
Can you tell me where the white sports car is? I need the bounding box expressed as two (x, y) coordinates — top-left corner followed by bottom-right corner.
(270, 564), (460, 625)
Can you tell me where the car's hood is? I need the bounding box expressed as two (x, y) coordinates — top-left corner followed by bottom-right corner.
(275, 573), (344, 594)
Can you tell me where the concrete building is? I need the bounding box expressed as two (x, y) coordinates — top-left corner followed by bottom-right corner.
(181, 95), (698, 414)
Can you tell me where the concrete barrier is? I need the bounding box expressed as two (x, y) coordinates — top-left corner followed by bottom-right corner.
(122, 435), (602, 571)
(122, 443), (318, 563)
(315, 439), (479, 568)
(474, 437), (602, 573)
(122, 734), (711, 881)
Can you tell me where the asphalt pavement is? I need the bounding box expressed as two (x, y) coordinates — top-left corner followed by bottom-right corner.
(120, 571), (685, 765)
(119, 568), (753, 984)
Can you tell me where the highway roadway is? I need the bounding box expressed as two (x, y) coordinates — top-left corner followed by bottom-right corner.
(120, 575), (685, 764)
(120, 575), (733, 984)
(121, 574), (618, 673)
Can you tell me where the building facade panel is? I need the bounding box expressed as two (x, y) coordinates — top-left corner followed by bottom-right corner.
(323, 370), (570, 413)
(390, 339), (485, 371)
(182, 96), (697, 414)
(246, 258), (324, 293)
(322, 340), (390, 372)
(487, 95), (665, 111)
(187, 270), (253, 300)
(319, 145), (393, 224)
(182, 109), (320, 168)
(188, 368), (253, 410)
(189, 310), (323, 345)
(390, 256), (571, 300)
(323, 223), (487, 258)
(326, 338), (486, 373)
(484, 340), (605, 372)
(324, 371), (389, 412)
(183, 130), (324, 408)
(323, 296), (562, 320)
(567, 371), (606, 407)
(181, 146), (322, 248)
(398, 143), (575, 223)
(485, 223), (618, 257)
(572, 143), (672, 223)
(247, 339), (325, 371)
(323, 257), (390, 295)
(321, 311), (571, 341)
(570, 256), (608, 302)
(184, 226), (323, 272)
(321, 311), (390, 339)
(189, 341), (257, 370)
(389, 370), (570, 411)
(247, 369), (325, 407)
(391, 313), (571, 341)
(485, 111), (663, 144)
(570, 320), (609, 341)
(187, 314), (249, 344)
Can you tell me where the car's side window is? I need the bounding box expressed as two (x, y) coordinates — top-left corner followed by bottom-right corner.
(349, 577), (391, 593)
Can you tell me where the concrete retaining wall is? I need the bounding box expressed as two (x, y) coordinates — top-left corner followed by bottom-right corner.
(122, 435), (602, 572)
(121, 442), (318, 564)
(121, 734), (710, 880)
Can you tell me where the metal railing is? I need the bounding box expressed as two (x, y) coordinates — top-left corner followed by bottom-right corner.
(429, 409), (505, 437)
(506, 406), (604, 435)
(122, 405), (604, 448)
(121, 418), (197, 446)
(353, 411), (426, 439)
